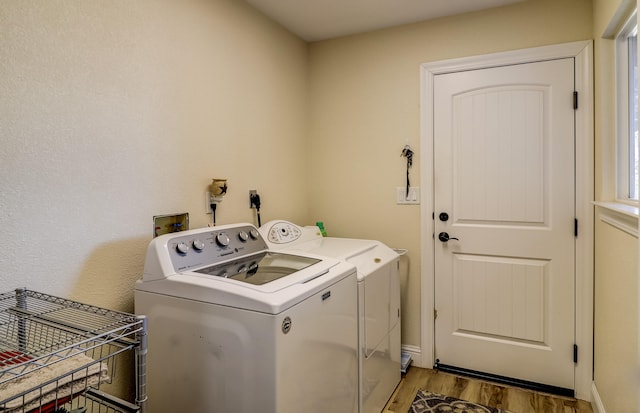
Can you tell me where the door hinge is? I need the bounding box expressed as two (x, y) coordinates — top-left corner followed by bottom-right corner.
(574, 218), (578, 237)
(573, 91), (578, 110)
(573, 344), (578, 363)
(434, 309), (438, 320)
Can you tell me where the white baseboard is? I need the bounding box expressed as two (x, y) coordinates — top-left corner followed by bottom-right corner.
(401, 344), (423, 369)
(591, 382), (606, 413)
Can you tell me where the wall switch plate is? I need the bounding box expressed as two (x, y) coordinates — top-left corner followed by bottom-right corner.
(396, 187), (420, 204)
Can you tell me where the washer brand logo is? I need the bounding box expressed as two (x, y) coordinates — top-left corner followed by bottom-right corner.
(282, 317), (292, 334)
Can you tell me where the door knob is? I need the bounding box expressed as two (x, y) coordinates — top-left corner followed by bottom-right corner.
(439, 212), (449, 222)
(438, 232), (459, 242)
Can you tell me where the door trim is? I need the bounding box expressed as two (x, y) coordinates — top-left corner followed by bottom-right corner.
(419, 40), (594, 400)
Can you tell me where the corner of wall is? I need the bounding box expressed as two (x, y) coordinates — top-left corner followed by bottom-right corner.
(401, 344), (423, 369)
(591, 382), (606, 413)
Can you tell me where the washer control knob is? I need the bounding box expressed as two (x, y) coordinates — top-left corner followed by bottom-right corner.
(249, 229), (260, 240)
(176, 242), (189, 254)
(216, 232), (230, 247)
(238, 231), (249, 242)
(192, 239), (205, 251)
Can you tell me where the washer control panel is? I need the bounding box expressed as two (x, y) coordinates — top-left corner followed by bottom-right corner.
(264, 221), (303, 244)
(165, 224), (267, 273)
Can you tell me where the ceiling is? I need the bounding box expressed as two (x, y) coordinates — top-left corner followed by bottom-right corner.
(244, 0), (526, 42)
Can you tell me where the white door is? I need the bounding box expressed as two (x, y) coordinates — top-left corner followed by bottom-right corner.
(433, 58), (575, 391)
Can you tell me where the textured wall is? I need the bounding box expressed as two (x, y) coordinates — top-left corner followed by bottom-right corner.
(0, 0), (308, 398)
(0, 0), (308, 306)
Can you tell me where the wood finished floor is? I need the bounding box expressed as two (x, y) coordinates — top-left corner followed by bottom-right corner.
(383, 367), (593, 413)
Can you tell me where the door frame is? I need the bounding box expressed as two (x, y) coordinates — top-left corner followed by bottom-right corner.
(419, 40), (594, 400)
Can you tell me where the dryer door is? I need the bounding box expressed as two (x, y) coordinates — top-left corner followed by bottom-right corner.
(362, 264), (394, 357)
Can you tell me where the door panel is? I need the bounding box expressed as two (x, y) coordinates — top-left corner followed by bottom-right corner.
(454, 254), (548, 344)
(434, 58), (575, 390)
(454, 87), (546, 224)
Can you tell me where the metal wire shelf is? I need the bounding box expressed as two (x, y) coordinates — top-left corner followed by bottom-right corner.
(0, 288), (147, 413)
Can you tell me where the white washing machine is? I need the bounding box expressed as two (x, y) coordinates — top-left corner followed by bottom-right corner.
(135, 223), (358, 413)
(259, 221), (401, 413)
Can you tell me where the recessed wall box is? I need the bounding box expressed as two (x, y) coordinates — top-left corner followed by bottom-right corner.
(153, 213), (189, 237)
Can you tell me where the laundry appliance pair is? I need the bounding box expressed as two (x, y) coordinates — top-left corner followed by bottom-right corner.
(135, 221), (401, 413)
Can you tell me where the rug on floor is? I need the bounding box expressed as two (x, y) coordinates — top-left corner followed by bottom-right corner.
(409, 389), (513, 413)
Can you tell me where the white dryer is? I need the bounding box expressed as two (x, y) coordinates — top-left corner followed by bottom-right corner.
(259, 221), (401, 413)
(135, 223), (358, 413)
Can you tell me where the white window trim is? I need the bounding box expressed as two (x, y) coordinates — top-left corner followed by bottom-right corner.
(597, 8), (640, 235)
(616, 11), (638, 203)
(593, 201), (639, 237)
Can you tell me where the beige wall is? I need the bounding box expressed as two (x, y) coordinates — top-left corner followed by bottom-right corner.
(0, 0), (308, 305)
(0, 0), (308, 398)
(308, 0), (593, 349)
(593, 220), (638, 412)
(592, 0), (639, 411)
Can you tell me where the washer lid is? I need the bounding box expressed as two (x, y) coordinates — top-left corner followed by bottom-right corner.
(136, 255), (356, 314)
(194, 251), (321, 285)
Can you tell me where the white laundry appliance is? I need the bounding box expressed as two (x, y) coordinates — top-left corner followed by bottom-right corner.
(259, 221), (401, 413)
(135, 223), (358, 413)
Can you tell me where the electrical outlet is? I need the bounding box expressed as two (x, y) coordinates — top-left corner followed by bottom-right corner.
(249, 190), (257, 208)
(396, 187), (420, 205)
(205, 191), (213, 213)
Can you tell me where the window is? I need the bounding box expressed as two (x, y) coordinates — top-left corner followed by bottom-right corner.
(596, 9), (639, 235)
(616, 14), (639, 202)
